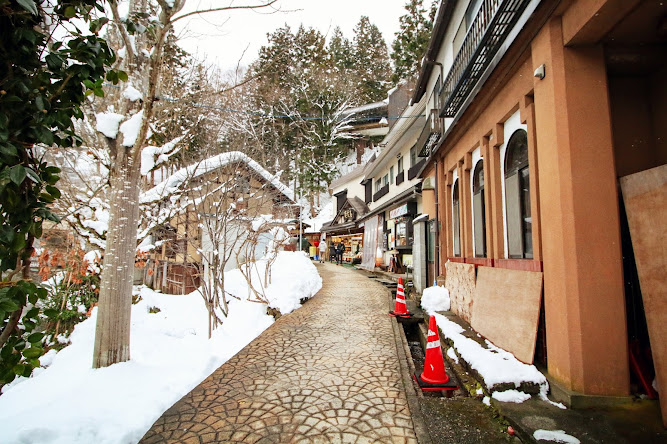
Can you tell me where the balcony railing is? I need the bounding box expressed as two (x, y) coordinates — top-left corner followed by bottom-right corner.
(440, 0), (531, 118)
(408, 158), (425, 180)
(373, 184), (389, 202)
(417, 109), (443, 157)
(396, 170), (405, 186)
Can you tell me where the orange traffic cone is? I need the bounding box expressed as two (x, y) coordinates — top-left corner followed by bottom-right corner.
(389, 277), (411, 318)
(414, 315), (458, 391)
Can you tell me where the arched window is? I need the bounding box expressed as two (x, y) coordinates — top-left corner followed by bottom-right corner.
(452, 179), (461, 257)
(472, 161), (486, 257)
(504, 129), (532, 259)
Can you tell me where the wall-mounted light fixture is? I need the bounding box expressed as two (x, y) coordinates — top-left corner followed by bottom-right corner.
(534, 64), (546, 80)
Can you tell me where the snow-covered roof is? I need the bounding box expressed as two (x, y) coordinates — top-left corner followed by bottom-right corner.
(140, 151), (294, 204)
(328, 165), (366, 190)
(343, 101), (388, 115)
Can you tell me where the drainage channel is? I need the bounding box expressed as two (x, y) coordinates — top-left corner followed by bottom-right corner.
(396, 318), (519, 442)
(401, 321), (464, 399)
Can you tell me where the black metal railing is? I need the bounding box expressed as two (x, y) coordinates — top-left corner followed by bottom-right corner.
(408, 159), (426, 180)
(373, 184), (389, 202)
(396, 170), (405, 186)
(440, 0), (530, 118)
(417, 109), (443, 157)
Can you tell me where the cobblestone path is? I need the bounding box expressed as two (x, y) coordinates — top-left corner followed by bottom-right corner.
(141, 263), (419, 444)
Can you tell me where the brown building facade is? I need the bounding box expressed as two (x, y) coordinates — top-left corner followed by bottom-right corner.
(414, 0), (666, 422)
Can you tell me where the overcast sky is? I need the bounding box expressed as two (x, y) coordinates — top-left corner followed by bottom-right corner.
(174, 0), (407, 73)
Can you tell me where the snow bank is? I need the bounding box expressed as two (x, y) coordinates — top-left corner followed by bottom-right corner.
(533, 430), (581, 443)
(0, 252), (320, 444)
(428, 312), (548, 392)
(420, 285), (450, 312)
(225, 251), (322, 315)
(492, 389), (531, 403)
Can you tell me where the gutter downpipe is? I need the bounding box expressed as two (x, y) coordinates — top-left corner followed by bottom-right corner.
(434, 158), (440, 284)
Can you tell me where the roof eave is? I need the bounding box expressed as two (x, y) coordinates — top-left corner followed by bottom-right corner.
(412, 0), (459, 104)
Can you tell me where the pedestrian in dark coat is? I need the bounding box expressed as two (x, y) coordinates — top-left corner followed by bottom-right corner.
(336, 241), (345, 264)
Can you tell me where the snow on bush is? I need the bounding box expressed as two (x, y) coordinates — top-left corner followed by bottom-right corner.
(0, 252), (321, 444)
(533, 430), (581, 443)
(491, 389), (531, 403)
(420, 285), (450, 312)
(122, 84), (142, 102)
(95, 112), (124, 138)
(119, 109), (144, 147)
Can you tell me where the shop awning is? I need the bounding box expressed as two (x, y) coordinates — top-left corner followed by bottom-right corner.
(356, 184), (422, 224)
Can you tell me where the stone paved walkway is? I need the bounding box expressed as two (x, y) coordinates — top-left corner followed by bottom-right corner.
(141, 263), (419, 444)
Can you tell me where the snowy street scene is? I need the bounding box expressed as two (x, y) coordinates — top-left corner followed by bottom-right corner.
(1, 0), (666, 443)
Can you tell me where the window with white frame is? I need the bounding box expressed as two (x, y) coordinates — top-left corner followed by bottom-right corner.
(398, 157), (404, 174)
(390, 166), (394, 184)
(452, 179), (461, 257)
(504, 129), (532, 259)
(382, 174), (389, 187)
(472, 160), (486, 257)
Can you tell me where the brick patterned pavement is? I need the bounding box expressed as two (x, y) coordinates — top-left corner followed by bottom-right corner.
(140, 262), (419, 444)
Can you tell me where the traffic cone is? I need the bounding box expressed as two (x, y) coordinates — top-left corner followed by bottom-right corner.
(389, 277), (411, 318)
(414, 315), (458, 391)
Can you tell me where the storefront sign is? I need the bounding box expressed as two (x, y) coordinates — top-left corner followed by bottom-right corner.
(390, 204), (409, 219)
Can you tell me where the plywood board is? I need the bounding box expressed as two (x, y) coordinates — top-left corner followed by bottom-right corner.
(620, 164), (667, 427)
(471, 266), (543, 364)
(444, 261), (476, 322)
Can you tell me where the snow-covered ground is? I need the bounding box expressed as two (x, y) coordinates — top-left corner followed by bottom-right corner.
(0, 251), (321, 444)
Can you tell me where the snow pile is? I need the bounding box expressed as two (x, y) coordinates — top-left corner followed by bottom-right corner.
(492, 389), (531, 403)
(420, 285), (450, 312)
(95, 112), (124, 138)
(225, 252), (322, 315)
(0, 252), (320, 444)
(119, 110), (144, 147)
(427, 312), (548, 392)
(533, 430), (581, 443)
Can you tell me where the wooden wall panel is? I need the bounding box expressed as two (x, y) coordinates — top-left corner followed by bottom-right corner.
(445, 261), (476, 322)
(471, 266), (543, 364)
(620, 164), (667, 427)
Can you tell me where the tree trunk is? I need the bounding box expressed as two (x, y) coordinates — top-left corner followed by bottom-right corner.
(92, 157), (141, 368)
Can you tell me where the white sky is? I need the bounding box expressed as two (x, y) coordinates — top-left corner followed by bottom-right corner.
(174, 0), (407, 73)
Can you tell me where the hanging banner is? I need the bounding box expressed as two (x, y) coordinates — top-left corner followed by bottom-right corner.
(361, 216), (378, 270)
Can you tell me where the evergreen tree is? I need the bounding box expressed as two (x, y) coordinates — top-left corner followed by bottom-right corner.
(391, 0), (437, 84)
(328, 26), (354, 73)
(352, 16), (392, 103)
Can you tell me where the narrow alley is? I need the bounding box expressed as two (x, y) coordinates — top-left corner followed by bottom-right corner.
(140, 263), (422, 443)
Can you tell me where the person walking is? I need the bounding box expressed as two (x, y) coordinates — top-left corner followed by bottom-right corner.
(318, 240), (327, 263)
(336, 241), (345, 265)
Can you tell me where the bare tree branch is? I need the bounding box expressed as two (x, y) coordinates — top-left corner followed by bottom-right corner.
(171, 0), (279, 24)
